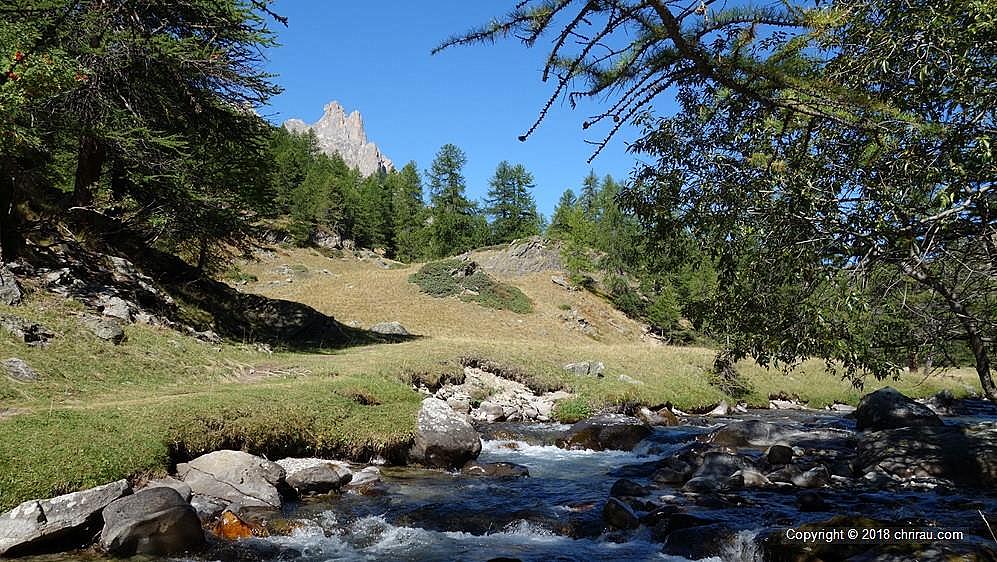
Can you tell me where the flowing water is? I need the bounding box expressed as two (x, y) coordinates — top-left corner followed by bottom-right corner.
(23, 407), (997, 562)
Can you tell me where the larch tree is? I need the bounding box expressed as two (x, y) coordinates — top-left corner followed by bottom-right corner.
(438, 0), (997, 398)
(486, 160), (542, 244)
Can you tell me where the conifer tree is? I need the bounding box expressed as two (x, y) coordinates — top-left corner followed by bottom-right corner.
(427, 144), (484, 257)
(486, 161), (541, 244)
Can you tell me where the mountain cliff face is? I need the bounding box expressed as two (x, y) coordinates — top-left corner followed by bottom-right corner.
(284, 101), (393, 177)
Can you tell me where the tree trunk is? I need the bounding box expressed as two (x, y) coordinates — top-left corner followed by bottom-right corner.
(903, 261), (997, 401)
(0, 159), (20, 262)
(73, 134), (105, 207)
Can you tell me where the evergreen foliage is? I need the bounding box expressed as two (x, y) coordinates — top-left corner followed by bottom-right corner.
(443, 0), (997, 397)
(427, 144), (488, 258)
(485, 161), (542, 244)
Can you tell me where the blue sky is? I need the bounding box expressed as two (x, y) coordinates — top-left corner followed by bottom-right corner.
(262, 2), (652, 218)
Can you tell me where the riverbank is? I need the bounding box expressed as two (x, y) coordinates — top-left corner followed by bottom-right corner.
(0, 283), (983, 513)
(4, 388), (996, 561)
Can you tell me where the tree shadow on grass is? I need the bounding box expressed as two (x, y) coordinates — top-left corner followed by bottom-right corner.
(56, 210), (421, 351)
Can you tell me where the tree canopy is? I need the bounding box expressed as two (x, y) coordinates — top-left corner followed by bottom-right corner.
(440, 0), (997, 397)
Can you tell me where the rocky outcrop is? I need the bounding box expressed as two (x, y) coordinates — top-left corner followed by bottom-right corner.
(98, 487), (204, 556)
(409, 397), (482, 468)
(559, 414), (651, 451)
(284, 101), (392, 177)
(476, 237), (563, 276)
(0, 266), (23, 306)
(176, 450), (285, 516)
(0, 314), (53, 346)
(276, 458), (352, 495)
(0, 479), (129, 556)
(436, 366), (568, 423)
(80, 315), (126, 344)
(854, 387), (944, 431)
(602, 498), (640, 529)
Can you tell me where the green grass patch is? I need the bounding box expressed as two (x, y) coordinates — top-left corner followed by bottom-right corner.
(553, 397), (592, 423)
(0, 375), (421, 511)
(409, 259), (533, 314)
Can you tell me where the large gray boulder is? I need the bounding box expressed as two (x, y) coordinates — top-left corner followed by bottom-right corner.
(409, 397), (482, 468)
(854, 387), (944, 431)
(0, 479), (129, 556)
(559, 414), (651, 451)
(176, 450), (285, 514)
(0, 267), (23, 306)
(99, 487), (204, 556)
(856, 425), (997, 486)
(276, 458), (352, 495)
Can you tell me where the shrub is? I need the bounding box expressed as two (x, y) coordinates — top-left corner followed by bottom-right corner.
(409, 260), (533, 314)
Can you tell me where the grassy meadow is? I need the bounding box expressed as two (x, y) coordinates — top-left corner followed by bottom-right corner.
(0, 245), (982, 510)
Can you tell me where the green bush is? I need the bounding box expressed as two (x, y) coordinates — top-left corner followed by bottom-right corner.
(409, 260), (533, 313)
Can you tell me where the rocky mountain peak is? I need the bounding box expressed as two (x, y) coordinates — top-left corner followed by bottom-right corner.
(284, 101), (393, 177)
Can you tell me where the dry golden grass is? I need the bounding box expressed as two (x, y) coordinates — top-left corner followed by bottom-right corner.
(238, 246), (983, 410)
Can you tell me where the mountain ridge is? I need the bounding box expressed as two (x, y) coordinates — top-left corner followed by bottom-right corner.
(284, 101), (393, 177)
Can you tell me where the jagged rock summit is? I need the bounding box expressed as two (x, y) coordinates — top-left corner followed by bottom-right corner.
(284, 101), (393, 177)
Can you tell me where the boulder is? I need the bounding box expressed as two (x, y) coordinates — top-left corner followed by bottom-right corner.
(369, 321), (410, 336)
(692, 452), (751, 481)
(97, 295), (134, 323)
(609, 478), (649, 498)
(210, 509), (260, 540)
(275, 458), (352, 495)
(80, 315), (126, 344)
(409, 397), (482, 468)
(0, 314), (53, 346)
(705, 400), (730, 416)
(707, 420), (799, 447)
(766, 444), (794, 465)
(473, 401), (506, 423)
(661, 523), (733, 559)
(0, 479), (129, 556)
(559, 414), (651, 451)
(602, 498), (639, 529)
(637, 406), (678, 426)
(0, 267), (23, 306)
(176, 450), (285, 514)
(3, 358), (39, 381)
(142, 477), (192, 502)
(462, 461), (530, 478)
(99, 487), (204, 556)
(344, 466), (381, 491)
(563, 361), (605, 378)
(856, 425), (997, 486)
(791, 466), (830, 488)
(854, 387), (944, 431)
